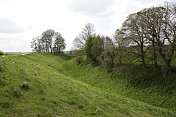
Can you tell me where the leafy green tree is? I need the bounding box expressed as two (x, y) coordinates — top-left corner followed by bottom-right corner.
(115, 3), (176, 74)
(84, 35), (103, 64)
(139, 4), (176, 74)
(84, 36), (93, 62)
(91, 35), (104, 61)
(101, 36), (114, 50)
(154, 4), (176, 74)
(115, 13), (149, 66)
(41, 29), (55, 53)
(138, 7), (163, 68)
(31, 36), (44, 52)
(53, 33), (66, 54)
(31, 30), (66, 54)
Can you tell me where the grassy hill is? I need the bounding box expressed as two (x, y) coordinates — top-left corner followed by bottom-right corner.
(59, 56), (176, 111)
(0, 53), (176, 117)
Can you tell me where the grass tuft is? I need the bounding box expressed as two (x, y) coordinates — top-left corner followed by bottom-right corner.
(20, 81), (30, 90)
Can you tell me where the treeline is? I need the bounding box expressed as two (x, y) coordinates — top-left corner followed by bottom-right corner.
(31, 3), (176, 74)
(115, 4), (176, 74)
(71, 3), (176, 74)
(31, 29), (66, 54)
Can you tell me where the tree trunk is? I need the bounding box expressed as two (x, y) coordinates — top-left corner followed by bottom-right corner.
(141, 54), (146, 66)
(165, 60), (171, 75)
(158, 47), (174, 75)
(51, 48), (53, 53)
(50, 45), (52, 53)
(119, 56), (122, 65)
(153, 51), (158, 68)
(152, 41), (158, 68)
(141, 45), (146, 66)
(59, 47), (61, 55)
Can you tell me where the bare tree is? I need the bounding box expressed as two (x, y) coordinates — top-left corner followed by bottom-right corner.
(73, 23), (95, 50)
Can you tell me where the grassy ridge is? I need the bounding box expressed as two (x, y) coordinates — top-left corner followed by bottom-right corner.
(0, 53), (175, 116)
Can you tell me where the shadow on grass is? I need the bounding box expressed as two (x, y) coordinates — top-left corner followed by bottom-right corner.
(114, 64), (176, 95)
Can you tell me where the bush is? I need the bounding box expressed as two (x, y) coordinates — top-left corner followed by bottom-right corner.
(76, 56), (83, 65)
(102, 60), (114, 72)
(0, 50), (4, 55)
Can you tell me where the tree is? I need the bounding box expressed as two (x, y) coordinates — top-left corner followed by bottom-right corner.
(73, 23), (95, 50)
(155, 4), (176, 74)
(140, 4), (176, 74)
(84, 35), (103, 65)
(116, 13), (149, 66)
(31, 29), (66, 54)
(115, 3), (176, 74)
(31, 36), (44, 52)
(136, 7), (169, 68)
(53, 33), (66, 54)
(84, 36), (93, 61)
(91, 35), (104, 62)
(41, 29), (55, 53)
(138, 8), (158, 68)
(101, 36), (114, 50)
(115, 29), (131, 65)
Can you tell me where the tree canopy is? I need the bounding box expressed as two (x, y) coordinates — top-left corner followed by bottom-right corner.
(115, 3), (176, 74)
(31, 29), (66, 54)
(73, 23), (95, 50)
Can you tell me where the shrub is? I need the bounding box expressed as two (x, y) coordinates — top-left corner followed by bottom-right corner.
(101, 51), (115, 71)
(0, 50), (4, 55)
(102, 60), (114, 72)
(76, 56), (83, 65)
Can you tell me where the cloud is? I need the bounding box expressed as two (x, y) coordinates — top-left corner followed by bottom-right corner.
(0, 18), (29, 34)
(69, 0), (114, 17)
(0, 0), (175, 52)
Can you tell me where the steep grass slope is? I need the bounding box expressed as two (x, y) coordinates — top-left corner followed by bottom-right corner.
(0, 53), (175, 117)
(59, 56), (176, 111)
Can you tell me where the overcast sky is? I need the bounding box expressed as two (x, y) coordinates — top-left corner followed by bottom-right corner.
(0, 0), (175, 52)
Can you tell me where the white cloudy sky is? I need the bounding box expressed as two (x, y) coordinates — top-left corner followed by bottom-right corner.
(0, 0), (175, 52)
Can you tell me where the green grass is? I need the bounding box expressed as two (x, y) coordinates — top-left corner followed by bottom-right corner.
(58, 56), (176, 111)
(0, 53), (176, 116)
